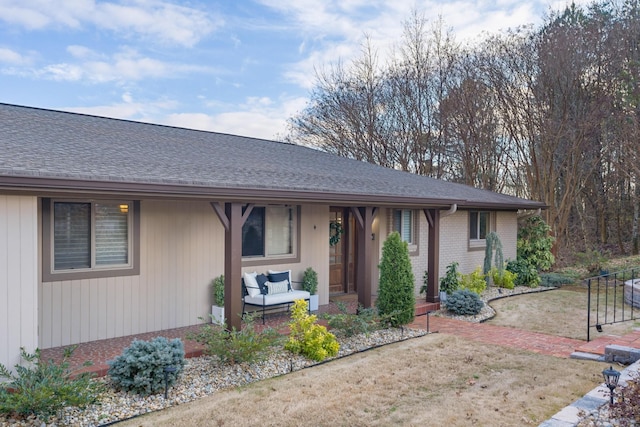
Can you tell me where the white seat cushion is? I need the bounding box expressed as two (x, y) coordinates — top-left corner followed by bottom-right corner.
(244, 290), (310, 306)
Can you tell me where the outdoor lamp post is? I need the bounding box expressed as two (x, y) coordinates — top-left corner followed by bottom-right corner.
(163, 365), (177, 399)
(602, 365), (621, 405)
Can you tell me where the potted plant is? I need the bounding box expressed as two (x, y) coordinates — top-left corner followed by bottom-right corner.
(211, 275), (225, 325)
(302, 267), (319, 311)
(439, 262), (461, 302)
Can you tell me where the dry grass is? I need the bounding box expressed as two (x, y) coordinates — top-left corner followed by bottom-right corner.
(118, 334), (601, 427)
(489, 285), (640, 340)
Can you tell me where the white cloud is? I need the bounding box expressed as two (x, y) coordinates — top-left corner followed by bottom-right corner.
(62, 93), (179, 121)
(32, 47), (216, 83)
(0, 47), (34, 65)
(163, 95), (309, 139)
(0, 0), (221, 47)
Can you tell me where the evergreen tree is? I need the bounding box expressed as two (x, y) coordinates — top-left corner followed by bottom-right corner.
(376, 232), (415, 326)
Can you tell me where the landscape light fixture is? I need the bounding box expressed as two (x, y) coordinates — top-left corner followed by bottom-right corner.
(602, 365), (621, 405)
(163, 365), (177, 399)
(426, 310), (435, 333)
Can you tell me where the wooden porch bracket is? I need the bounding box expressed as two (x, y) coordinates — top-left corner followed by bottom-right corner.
(423, 208), (441, 304)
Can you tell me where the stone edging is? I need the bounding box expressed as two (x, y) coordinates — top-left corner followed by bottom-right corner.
(539, 360), (639, 426)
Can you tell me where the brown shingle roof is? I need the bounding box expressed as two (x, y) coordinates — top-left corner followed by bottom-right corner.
(0, 103), (544, 209)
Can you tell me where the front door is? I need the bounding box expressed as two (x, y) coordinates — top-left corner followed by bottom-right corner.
(329, 208), (346, 294)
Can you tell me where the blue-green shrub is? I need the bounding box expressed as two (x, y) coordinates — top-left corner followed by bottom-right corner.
(446, 289), (484, 315)
(107, 337), (185, 395)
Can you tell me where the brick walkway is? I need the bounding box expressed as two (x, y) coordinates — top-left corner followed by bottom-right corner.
(408, 315), (582, 358)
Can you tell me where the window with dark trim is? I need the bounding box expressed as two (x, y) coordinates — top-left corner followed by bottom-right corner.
(42, 199), (140, 281)
(470, 211), (490, 240)
(242, 205), (295, 258)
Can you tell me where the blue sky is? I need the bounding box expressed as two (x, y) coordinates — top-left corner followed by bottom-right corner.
(0, 0), (590, 140)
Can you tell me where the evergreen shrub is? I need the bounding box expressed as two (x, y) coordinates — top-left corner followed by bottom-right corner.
(189, 313), (281, 365)
(0, 347), (104, 420)
(446, 289), (484, 315)
(286, 299), (339, 361)
(460, 267), (487, 295)
(376, 232), (415, 326)
(108, 337), (185, 395)
(506, 258), (540, 287)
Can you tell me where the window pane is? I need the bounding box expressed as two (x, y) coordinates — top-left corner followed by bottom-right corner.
(393, 210), (402, 234)
(266, 206), (293, 255)
(479, 212), (489, 239)
(402, 210), (412, 243)
(95, 203), (129, 265)
(54, 202), (90, 270)
(470, 212), (479, 239)
(242, 207), (265, 256)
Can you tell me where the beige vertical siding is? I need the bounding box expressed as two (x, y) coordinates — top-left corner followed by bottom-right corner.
(0, 195), (38, 372)
(40, 202), (332, 348)
(40, 200), (225, 349)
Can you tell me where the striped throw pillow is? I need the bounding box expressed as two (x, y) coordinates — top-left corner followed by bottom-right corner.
(266, 280), (290, 295)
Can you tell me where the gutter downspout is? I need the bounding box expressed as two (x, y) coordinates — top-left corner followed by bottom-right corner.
(441, 204), (457, 217)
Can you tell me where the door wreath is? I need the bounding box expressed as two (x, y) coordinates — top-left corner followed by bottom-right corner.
(329, 221), (344, 246)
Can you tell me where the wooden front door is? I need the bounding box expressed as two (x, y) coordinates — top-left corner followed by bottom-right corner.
(329, 208), (346, 294)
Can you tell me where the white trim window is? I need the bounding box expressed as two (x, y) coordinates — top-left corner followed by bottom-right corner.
(469, 211), (490, 241)
(242, 205), (295, 258)
(53, 201), (132, 271)
(393, 209), (413, 243)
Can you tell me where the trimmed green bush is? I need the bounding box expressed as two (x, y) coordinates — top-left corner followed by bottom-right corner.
(446, 289), (484, 315)
(506, 258), (540, 287)
(302, 267), (318, 295)
(286, 299), (339, 361)
(0, 347), (104, 420)
(108, 337), (185, 395)
(460, 266), (487, 295)
(376, 232), (415, 326)
(212, 274), (225, 307)
(189, 313), (281, 365)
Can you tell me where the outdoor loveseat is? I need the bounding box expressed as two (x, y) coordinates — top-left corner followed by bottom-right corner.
(242, 270), (310, 324)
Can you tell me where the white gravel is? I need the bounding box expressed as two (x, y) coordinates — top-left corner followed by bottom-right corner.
(0, 328), (426, 427)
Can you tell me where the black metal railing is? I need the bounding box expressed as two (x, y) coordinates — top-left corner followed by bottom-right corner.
(586, 268), (640, 341)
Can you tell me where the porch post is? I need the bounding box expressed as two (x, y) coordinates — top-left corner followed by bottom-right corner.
(211, 202), (245, 331)
(352, 206), (376, 308)
(424, 209), (441, 304)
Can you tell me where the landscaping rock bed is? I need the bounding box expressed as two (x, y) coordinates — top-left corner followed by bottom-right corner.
(0, 328), (426, 427)
(436, 285), (555, 323)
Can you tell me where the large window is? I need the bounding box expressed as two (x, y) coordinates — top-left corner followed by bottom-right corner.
(469, 211), (490, 240)
(242, 205), (294, 258)
(43, 199), (139, 281)
(393, 209), (413, 243)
